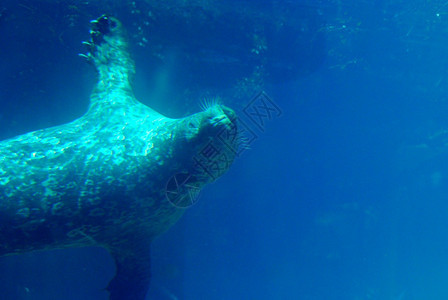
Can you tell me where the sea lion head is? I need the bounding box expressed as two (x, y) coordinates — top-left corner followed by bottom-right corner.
(168, 101), (240, 194)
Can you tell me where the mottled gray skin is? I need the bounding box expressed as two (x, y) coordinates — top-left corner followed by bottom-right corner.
(0, 15), (238, 300)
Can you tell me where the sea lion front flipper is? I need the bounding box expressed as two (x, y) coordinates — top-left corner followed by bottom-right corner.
(106, 238), (152, 300)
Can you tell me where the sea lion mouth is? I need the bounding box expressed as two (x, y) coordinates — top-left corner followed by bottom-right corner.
(204, 105), (238, 141)
(183, 105), (237, 142)
(211, 106), (237, 131)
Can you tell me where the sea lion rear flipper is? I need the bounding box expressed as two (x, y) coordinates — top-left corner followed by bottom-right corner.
(106, 239), (152, 300)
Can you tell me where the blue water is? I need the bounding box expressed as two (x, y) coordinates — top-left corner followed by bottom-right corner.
(1, 0), (448, 299)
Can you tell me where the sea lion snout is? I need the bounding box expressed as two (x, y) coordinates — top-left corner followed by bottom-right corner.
(210, 105), (237, 131)
(179, 104), (239, 181)
(181, 104), (237, 143)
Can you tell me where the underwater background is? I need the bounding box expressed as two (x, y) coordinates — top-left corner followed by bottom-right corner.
(1, 0), (448, 299)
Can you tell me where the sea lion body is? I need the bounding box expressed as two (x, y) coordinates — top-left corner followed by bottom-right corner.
(0, 15), (239, 299)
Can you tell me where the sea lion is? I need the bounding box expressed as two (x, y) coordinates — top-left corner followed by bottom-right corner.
(0, 15), (239, 300)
